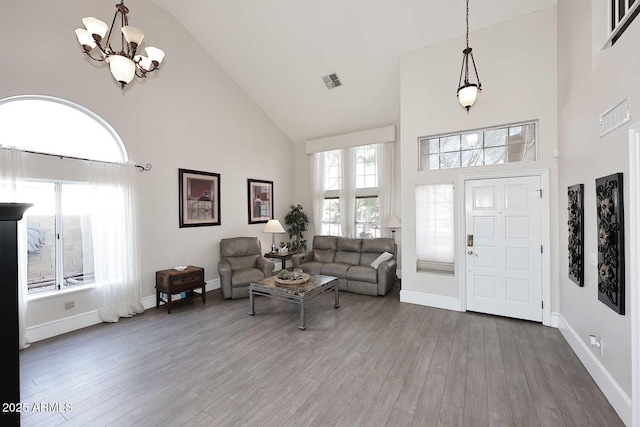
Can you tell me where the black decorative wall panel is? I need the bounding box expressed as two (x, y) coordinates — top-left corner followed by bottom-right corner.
(567, 184), (584, 286)
(596, 173), (624, 315)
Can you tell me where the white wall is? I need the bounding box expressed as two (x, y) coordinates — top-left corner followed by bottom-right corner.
(0, 1), (294, 330)
(400, 7), (558, 308)
(557, 0), (638, 413)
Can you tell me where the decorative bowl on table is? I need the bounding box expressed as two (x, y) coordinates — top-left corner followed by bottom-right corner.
(275, 271), (310, 285)
(174, 266), (187, 271)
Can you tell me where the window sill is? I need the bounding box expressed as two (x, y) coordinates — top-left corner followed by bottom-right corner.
(28, 284), (95, 301)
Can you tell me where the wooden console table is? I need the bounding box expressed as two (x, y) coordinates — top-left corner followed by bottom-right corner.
(155, 266), (206, 314)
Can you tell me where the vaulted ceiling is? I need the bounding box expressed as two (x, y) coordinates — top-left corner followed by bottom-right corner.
(153, 0), (557, 143)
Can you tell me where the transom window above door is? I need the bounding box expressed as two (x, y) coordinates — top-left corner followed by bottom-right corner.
(419, 121), (537, 171)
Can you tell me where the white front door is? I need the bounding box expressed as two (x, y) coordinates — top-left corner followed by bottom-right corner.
(465, 176), (543, 322)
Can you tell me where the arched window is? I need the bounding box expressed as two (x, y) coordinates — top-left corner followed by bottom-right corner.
(0, 95), (133, 296)
(0, 95), (127, 162)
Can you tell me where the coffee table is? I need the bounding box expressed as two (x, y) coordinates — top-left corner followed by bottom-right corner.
(248, 274), (340, 330)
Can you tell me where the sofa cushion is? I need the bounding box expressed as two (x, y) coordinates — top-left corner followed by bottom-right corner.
(321, 263), (351, 279)
(227, 254), (259, 270)
(220, 237), (261, 257)
(313, 235), (338, 250)
(337, 237), (363, 252)
(346, 265), (377, 283)
(334, 251), (361, 266)
(299, 261), (324, 275)
(362, 238), (395, 255)
(230, 267), (265, 286)
(314, 249), (335, 263)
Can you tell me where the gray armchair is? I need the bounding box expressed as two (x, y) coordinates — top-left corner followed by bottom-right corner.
(218, 237), (274, 299)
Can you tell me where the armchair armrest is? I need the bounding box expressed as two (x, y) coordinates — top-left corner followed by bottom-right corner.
(292, 251), (313, 268)
(377, 258), (397, 296)
(257, 256), (275, 277)
(217, 259), (232, 299)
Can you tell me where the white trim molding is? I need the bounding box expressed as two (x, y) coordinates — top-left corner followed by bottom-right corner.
(557, 315), (632, 426)
(400, 290), (462, 312)
(628, 122), (640, 427)
(305, 125), (396, 154)
(26, 279), (221, 344)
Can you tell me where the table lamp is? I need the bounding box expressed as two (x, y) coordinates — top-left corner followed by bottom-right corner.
(383, 215), (401, 240)
(263, 219), (286, 253)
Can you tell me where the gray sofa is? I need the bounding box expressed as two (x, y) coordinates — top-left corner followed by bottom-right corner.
(218, 237), (274, 299)
(291, 235), (397, 296)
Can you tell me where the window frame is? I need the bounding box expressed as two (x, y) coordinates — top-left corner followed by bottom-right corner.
(415, 183), (455, 275)
(419, 121), (538, 172)
(25, 179), (96, 298)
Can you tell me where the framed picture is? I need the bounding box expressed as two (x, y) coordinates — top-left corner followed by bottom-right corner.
(179, 168), (221, 227)
(247, 179), (273, 224)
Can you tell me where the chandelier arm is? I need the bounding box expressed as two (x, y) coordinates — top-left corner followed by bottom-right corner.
(458, 55), (466, 89)
(104, 8), (119, 53)
(469, 51), (481, 89)
(84, 51), (107, 62)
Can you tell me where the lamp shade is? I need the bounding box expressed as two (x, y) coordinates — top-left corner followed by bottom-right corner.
(457, 84), (479, 110)
(383, 215), (401, 229)
(75, 28), (96, 51)
(263, 219), (285, 234)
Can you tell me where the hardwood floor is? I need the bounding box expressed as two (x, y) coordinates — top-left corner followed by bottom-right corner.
(19, 285), (624, 427)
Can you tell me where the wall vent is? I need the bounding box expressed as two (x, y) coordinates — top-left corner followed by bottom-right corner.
(599, 96), (631, 137)
(322, 73), (342, 89)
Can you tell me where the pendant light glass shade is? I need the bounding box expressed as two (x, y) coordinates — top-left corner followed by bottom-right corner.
(145, 46), (165, 66)
(81, 17), (108, 41)
(457, 84), (479, 110)
(121, 26), (145, 46)
(108, 55), (136, 87)
(74, 28), (96, 51)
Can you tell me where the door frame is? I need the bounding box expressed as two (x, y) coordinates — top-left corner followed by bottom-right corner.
(459, 169), (552, 326)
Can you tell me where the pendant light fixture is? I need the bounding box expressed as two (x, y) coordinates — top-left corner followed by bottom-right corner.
(75, 1), (165, 89)
(457, 0), (482, 111)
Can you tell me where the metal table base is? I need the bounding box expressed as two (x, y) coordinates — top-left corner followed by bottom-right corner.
(248, 275), (340, 330)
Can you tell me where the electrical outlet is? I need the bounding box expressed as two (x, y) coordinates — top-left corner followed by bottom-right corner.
(587, 252), (597, 267)
(64, 300), (75, 310)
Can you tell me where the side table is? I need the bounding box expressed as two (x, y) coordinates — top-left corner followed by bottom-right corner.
(264, 251), (299, 270)
(155, 266), (206, 314)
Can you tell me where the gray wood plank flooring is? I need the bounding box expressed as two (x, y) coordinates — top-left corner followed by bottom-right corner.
(19, 285), (625, 427)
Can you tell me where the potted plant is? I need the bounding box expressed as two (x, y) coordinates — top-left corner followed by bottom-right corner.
(285, 204), (309, 252)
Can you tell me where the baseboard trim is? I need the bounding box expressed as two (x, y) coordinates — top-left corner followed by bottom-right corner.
(26, 310), (102, 344)
(557, 314), (631, 426)
(399, 290), (462, 311)
(550, 311), (559, 328)
(28, 279), (221, 343)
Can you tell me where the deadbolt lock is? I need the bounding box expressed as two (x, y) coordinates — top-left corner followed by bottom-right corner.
(467, 234), (473, 247)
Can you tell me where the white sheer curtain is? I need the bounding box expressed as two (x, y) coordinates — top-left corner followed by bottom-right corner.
(376, 142), (395, 236)
(88, 162), (143, 322)
(340, 147), (356, 237)
(0, 146), (30, 349)
(309, 152), (325, 235)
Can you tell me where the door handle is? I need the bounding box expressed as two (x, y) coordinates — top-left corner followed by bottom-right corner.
(467, 250), (478, 257)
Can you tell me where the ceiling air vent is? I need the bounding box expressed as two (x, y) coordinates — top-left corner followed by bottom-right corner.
(600, 96), (631, 137)
(322, 73), (342, 89)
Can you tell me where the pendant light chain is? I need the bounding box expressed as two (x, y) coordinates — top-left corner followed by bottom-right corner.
(466, 0), (469, 49)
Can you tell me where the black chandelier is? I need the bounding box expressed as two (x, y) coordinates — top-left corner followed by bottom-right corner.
(457, 0), (482, 111)
(74, 1), (165, 89)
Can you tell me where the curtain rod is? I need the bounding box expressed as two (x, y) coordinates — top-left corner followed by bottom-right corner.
(12, 148), (152, 172)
